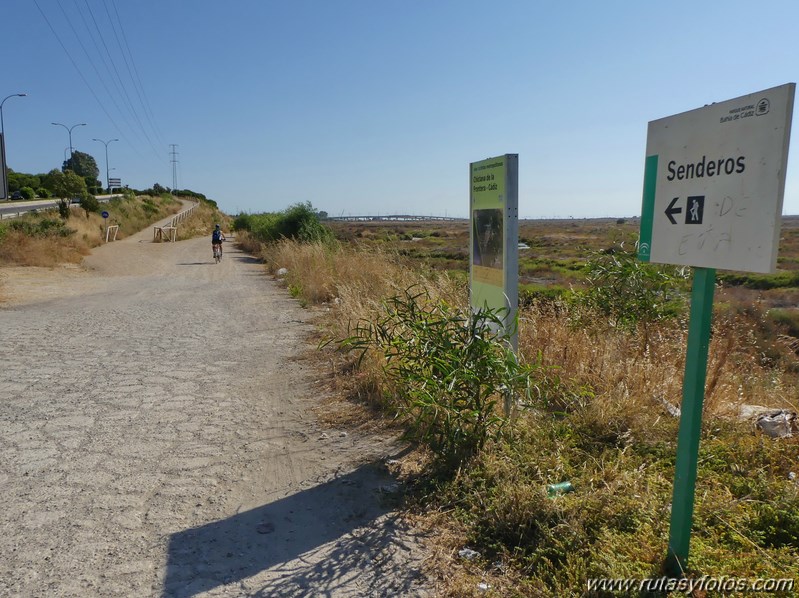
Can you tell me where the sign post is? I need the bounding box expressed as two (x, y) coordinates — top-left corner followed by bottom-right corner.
(1, 133), (7, 200)
(639, 84), (795, 575)
(469, 154), (519, 413)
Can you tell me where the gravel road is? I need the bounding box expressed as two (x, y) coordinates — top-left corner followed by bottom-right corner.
(0, 215), (429, 597)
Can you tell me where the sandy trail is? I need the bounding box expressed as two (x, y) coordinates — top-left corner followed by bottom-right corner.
(0, 215), (429, 597)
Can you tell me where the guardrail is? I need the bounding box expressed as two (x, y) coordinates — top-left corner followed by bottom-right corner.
(153, 201), (200, 242)
(0, 209), (24, 220)
(169, 201), (200, 227)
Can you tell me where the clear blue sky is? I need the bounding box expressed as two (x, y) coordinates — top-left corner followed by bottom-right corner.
(3, 0), (799, 218)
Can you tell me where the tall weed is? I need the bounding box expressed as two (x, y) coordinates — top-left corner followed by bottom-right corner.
(337, 287), (537, 468)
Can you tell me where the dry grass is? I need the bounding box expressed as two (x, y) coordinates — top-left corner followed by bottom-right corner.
(268, 235), (799, 424)
(0, 195), (182, 268)
(519, 300), (799, 429)
(174, 201), (230, 241)
(248, 235), (799, 593)
(262, 239), (463, 333)
(0, 229), (90, 266)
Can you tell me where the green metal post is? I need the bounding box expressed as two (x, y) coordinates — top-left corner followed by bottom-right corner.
(666, 266), (716, 576)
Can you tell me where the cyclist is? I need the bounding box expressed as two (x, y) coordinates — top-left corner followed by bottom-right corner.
(212, 224), (226, 260)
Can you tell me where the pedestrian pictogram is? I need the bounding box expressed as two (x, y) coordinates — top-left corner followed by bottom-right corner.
(686, 196), (704, 224)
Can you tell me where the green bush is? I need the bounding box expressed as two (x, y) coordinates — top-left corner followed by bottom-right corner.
(9, 218), (73, 238)
(235, 203), (333, 244)
(336, 287), (537, 469)
(574, 247), (689, 329)
(80, 194), (100, 213)
(36, 187), (51, 198)
(142, 198), (159, 215)
(720, 270), (799, 290)
(19, 186), (35, 200)
(232, 213), (253, 232)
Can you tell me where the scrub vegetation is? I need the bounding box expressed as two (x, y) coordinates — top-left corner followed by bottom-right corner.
(244, 214), (799, 596)
(0, 193), (185, 266)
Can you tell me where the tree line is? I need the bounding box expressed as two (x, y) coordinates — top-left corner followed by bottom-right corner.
(6, 150), (102, 200)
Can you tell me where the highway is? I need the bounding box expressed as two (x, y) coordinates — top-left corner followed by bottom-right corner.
(0, 194), (121, 219)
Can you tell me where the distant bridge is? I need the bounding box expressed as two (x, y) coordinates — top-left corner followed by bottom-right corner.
(325, 214), (465, 222)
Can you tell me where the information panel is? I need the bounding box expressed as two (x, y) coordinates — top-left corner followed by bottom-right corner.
(469, 154), (519, 346)
(639, 83), (795, 273)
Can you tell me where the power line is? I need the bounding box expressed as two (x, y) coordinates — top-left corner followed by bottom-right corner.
(74, 0), (147, 148)
(100, 0), (162, 159)
(34, 0), (176, 178)
(33, 0), (133, 157)
(109, 0), (165, 148)
(56, 0), (143, 154)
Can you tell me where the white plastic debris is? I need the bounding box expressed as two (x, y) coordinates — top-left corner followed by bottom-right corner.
(276, 267), (288, 276)
(458, 548), (480, 560)
(755, 410), (798, 438)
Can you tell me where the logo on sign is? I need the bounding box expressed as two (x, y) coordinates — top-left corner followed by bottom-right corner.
(756, 98), (770, 116)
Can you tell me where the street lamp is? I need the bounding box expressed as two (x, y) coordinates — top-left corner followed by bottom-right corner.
(51, 122), (87, 162)
(1, 93), (27, 199)
(92, 138), (118, 191)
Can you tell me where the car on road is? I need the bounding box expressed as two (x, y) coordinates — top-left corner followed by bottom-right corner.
(10, 191), (23, 200)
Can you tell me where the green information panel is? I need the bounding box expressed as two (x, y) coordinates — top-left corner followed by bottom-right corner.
(469, 154), (519, 347)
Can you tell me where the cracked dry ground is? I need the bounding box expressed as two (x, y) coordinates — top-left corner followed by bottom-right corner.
(0, 221), (430, 597)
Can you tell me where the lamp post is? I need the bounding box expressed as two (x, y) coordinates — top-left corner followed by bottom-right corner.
(92, 138), (118, 191)
(51, 122), (87, 162)
(1, 93), (27, 199)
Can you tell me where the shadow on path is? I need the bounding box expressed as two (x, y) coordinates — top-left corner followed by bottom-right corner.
(163, 462), (427, 597)
(230, 253), (263, 265)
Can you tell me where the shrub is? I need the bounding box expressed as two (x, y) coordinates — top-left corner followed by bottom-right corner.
(232, 213), (253, 232)
(19, 186), (35, 200)
(80, 194), (100, 213)
(8, 218), (73, 238)
(56, 198), (71, 219)
(237, 203), (333, 244)
(36, 187), (51, 198)
(336, 286), (537, 469)
(574, 247), (689, 330)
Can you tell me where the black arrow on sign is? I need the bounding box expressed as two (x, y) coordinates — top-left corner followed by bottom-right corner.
(665, 197), (682, 225)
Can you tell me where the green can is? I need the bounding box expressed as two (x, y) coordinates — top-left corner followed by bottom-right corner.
(547, 481), (574, 497)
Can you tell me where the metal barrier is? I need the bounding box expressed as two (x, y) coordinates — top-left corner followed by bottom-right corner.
(105, 225), (119, 243)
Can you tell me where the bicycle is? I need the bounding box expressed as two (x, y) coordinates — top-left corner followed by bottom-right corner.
(212, 240), (223, 263)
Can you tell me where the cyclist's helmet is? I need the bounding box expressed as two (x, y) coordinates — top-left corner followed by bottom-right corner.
(215, 223), (220, 229)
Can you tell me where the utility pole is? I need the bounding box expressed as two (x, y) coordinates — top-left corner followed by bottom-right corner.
(52, 122), (87, 160)
(92, 138), (118, 191)
(169, 144), (179, 191)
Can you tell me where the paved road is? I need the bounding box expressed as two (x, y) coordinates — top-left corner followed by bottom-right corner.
(0, 217), (428, 596)
(0, 194), (119, 219)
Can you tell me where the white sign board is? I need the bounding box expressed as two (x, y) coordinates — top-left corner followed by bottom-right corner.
(469, 154), (519, 349)
(639, 83), (795, 273)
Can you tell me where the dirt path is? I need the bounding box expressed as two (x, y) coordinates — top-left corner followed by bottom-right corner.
(0, 216), (430, 597)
